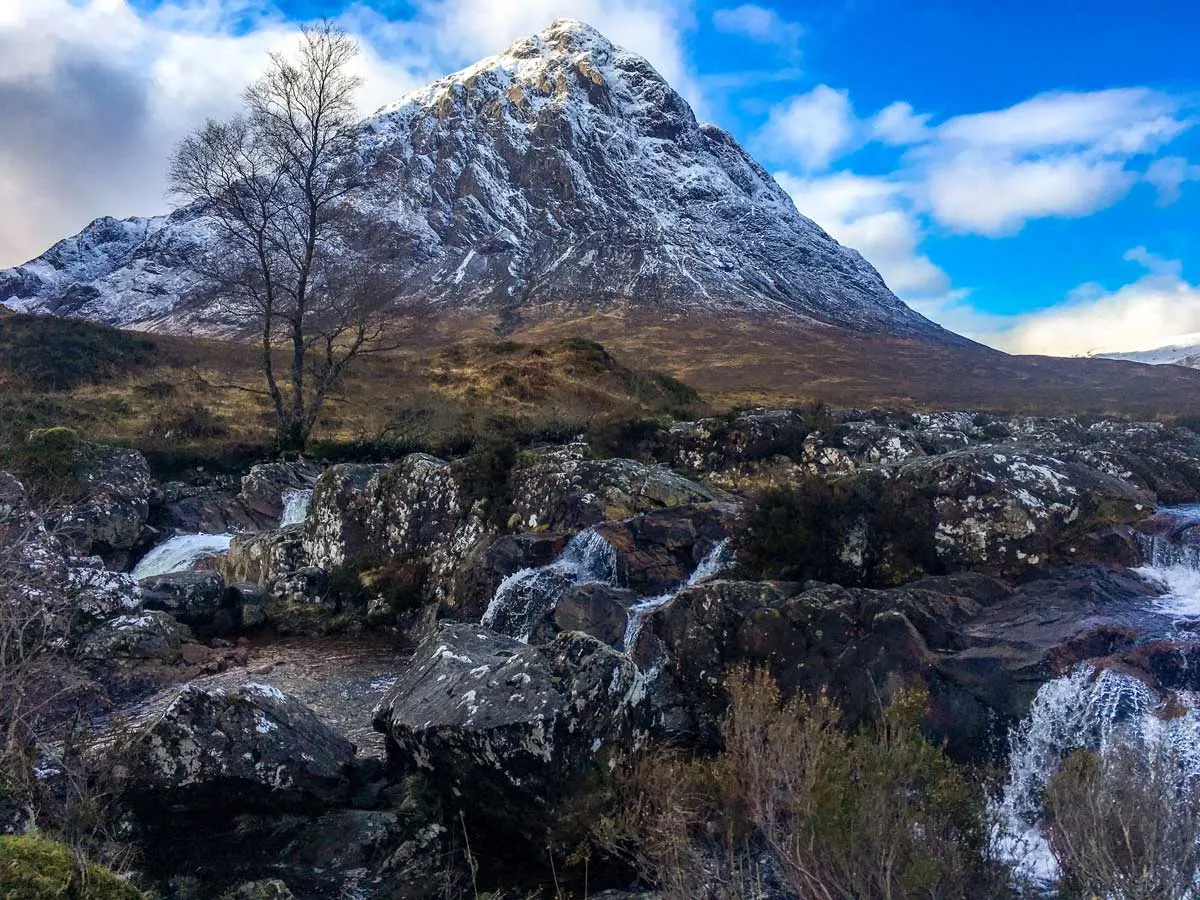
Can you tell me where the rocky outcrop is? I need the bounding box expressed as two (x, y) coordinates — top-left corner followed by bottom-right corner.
(447, 533), (568, 620)
(139, 570), (237, 637)
(238, 461), (321, 524)
(224, 526), (307, 587)
(509, 445), (727, 531)
(102, 679), (356, 814)
(50, 445), (151, 560)
(77, 610), (193, 663)
(372, 624), (637, 839)
(593, 503), (737, 594)
(304, 456), (487, 602)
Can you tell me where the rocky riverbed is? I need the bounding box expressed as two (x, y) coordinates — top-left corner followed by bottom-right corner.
(6, 406), (1200, 897)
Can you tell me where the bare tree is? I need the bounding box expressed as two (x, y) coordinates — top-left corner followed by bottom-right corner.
(169, 24), (398, 452)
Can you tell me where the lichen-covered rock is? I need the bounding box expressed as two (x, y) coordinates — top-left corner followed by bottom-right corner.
(509, 444), (726, 531)
(304, 456), (487, 602)
(139, 570), (236, 637)
(593, 503), (737, 594)
(50, 445), (151, 558)
(103, 678), (355, 812)
(77, 611), (192, 662)
(799, 420), (926, 476)
(223, 526), (307, 587)
(372, 624), (638, 838)
(888, 447), (1152, 574)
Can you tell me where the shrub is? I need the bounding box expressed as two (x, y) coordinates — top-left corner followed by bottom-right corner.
(0, 314), (155, 392)
(144, 403), (229, 442)
(0, 834), (143, 899)
(460, 439), (519, 529)
(1045, 743), (1200, 900)
(7, 427), (84, 502)
(735, 473), (941, 587)
(591, 671), (1004, 900)
(585, 416), (666, 461)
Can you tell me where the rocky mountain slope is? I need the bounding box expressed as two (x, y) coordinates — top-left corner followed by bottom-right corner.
(0, 20), (955, 343)
(1095, 332), (1200, 368)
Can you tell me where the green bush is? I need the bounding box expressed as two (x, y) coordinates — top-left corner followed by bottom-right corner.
(7, 427), (85, 502)
(459, 439), (519, 529)
(0, 834), (143, 899)
(735, 473), (942, 587)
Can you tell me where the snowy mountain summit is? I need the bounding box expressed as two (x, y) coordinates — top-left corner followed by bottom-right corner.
(1, 20), (954, 340)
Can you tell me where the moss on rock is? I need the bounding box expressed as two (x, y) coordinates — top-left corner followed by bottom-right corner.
(0, 834), (143, 899)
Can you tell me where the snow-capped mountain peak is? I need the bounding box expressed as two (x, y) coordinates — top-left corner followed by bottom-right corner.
(1, 20), (957, 342)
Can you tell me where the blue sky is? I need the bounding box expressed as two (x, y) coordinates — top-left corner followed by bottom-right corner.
(4, 0), (1199, 354)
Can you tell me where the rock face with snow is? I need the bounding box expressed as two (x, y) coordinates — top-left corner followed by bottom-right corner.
(0, 20), (954, 342)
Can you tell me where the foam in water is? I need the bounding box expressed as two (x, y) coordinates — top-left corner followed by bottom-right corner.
(280, 489), (313, 527)
(481, 528), (619, 642)
(131, 534), (234, 580)
(623, 539), (731, 652)
(1135, 504), (1200, 619)
(994, 665), (1200, 886)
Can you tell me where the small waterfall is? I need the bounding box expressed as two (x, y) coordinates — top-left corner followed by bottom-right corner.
(623, 539), (732, 652)
(993, 665), (1200, 886)
(132, 533), (234, 580)
(482, 528), (619, 642)
(1136, 504), (1200, 618)
(280, 489), (313, 527)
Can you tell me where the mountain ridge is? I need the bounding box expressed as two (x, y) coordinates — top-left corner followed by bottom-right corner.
(1, 19), (961, 344)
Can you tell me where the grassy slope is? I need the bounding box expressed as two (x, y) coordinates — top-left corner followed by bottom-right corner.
(5, 309), (1200, 476)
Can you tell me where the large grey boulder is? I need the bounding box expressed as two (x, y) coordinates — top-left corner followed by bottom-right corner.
(223, 525), (307, 587)
(101, 678), (355, 813)
(139, 570), (237, 637)
(51, 445), (152, 558)
(77, 610), (192, 662)
(372, 624), (638, 838)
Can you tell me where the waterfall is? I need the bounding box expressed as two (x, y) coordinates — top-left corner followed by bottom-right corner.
(481, 528), (619, 642)
(1136, 504), (1200, 618)
(623, 539), (732, 652)
(993, 665), (1200, 886)
(480, 531), (731, 653)
(132, 533), (234, 580)
(280, 489), (313, 527)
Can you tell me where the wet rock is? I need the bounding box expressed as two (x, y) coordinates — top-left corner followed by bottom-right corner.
(593, 503), (737, 594)
(552, 582), (639, 647)
(372, 624), (637, 840)
(50, 445), (151, 560)
(139, 570), (237, 637)
(102, 678), (355, 814)
(510, 444), (727, 531)
(238, 461), (322, 524)
(223, 526), (308, 586)
(221, 881), (295, 900)
(304, 456), (487, 602)
(78, 611), (193, 662)
(448, 532), (568, 621)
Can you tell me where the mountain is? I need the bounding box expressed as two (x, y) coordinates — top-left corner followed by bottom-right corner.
(1094, 334), (1200, 368)
(1, 19), (958, 343)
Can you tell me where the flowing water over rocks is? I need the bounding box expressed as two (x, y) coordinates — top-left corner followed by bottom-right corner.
(131, 533), (234, 579)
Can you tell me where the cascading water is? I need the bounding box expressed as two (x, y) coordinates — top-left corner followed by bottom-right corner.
(280, 488), (313, 527)
(131, 533), (234, 580)
(1136, 505), (1200, 619)
(482, 528), (619, 642)
(622, 539), (732, 652)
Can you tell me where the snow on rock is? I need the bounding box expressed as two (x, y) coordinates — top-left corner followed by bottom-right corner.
(1, 20), (955, 342)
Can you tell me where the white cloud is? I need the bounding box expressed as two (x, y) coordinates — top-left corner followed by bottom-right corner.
(775, 170), (949, 297)
(871, 101), (931, 146)
(1145, 155), (1200, 205)
(922, 152), (1135, 236)
(975, 250), (1200, 356)
(758, 85), (856, 170)
(712, 4), (804, 59)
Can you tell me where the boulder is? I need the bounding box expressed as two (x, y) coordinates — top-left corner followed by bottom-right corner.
(509, 444), (727, 532)
(372, 624), (638, 840)
(139, 570), (237, 637)
(593, 503), (737, 594)
(101, 678), (355, 813)
(888, 447), (1152, 576)
(553, 582), (640, 647)
(51, 445), (151, 559)
(304, 457), (487, 601)
(77, 611), (193, 663)
(223, 525), (307, 586)
(799, 419), (926, 476)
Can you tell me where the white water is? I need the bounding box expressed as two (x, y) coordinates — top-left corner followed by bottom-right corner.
(623, 539), (732, 652)
(131, 533), (234, 580)
(481, 528), (619, 642)
(995, 666), (1200, 886)
(1136, 506), (1200, 619)
(280, 488), (313, 527)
